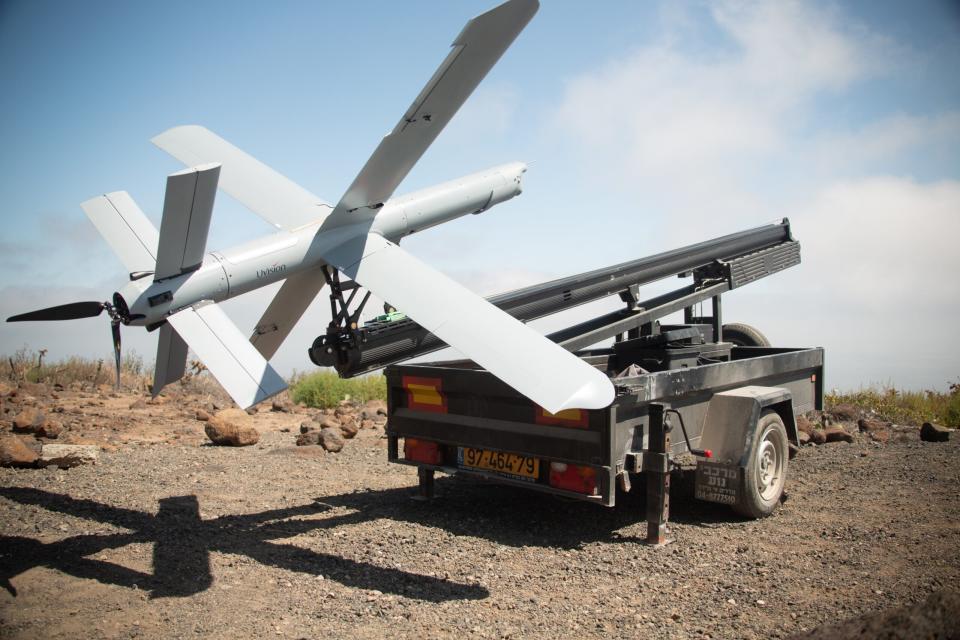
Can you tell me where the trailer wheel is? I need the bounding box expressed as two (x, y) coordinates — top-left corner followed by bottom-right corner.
(735, 410), (788, 518)
(722, 323), (771, 347)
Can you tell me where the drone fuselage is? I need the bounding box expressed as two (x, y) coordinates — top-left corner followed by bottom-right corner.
(118, 162), (526, 328)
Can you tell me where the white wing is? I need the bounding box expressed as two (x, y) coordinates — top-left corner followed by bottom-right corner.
(167, 302), (287, 408)
(322, 233), (614, 413)
(323, 0), (539, 227)
(154, 163), (220, 280)
(81, 192), (159, 274)
(250, 265), (327, 360)
(152, 125), (331, 231)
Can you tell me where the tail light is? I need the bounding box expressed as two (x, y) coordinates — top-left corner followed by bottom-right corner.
(404, 438), (443, 465)
(549, 462), (597, 495)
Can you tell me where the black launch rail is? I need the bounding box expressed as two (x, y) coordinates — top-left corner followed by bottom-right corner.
(377, 219), (823, 543)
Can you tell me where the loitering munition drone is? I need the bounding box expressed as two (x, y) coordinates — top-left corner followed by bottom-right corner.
(7, 0), (615, 414)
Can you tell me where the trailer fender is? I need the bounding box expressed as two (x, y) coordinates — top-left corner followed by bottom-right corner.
(693, 386), (795, 510)
(699, 386), (796, 468)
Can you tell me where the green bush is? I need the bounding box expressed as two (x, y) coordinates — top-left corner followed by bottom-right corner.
(826, 381), (960, 427)
(290, 371), (386, 409)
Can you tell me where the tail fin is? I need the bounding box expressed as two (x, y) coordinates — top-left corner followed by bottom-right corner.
(163, 302), (287, 408)
(152, 324), (189, 397)
(81, 192), (159, 275)
(154, 163), (220, 280)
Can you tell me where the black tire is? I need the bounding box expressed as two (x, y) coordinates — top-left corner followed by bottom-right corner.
(722, 323), (771, 347)
(734, 411), (788, 518)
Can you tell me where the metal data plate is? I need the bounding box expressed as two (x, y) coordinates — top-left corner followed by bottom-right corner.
(695, 461), (743, 505)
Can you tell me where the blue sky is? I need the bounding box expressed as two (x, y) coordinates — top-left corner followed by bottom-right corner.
(1, 0), (958, 391)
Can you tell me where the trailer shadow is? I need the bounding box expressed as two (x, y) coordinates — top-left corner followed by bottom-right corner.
(315, 468), (746, 549)
(0, 486), (487, 602)
(0, 472), (745, 600)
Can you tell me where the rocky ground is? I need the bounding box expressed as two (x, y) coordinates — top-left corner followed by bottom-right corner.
(0, 381), (958, 639)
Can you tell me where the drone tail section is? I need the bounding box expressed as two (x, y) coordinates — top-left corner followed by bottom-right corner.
(154, 163), (221, 281)
(162, 302), (287, 409)
(81, 192), (160, 275)
(152, 324), (189, 397)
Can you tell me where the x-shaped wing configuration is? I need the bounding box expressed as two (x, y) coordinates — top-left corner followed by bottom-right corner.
(8, 0), (615, 414)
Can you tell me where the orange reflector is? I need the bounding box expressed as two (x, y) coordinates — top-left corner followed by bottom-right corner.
(402, 376), (447, 413)
(404, 438), (443, 465)
(535, 405), (588, 429)
(548, 462), (597, 495)
(811, 374), (817, 382)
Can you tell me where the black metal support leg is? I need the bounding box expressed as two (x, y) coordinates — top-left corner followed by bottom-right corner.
(414, 467), (435, 501)
(646, 404), (670, 545)
(712, 294), (723, 343)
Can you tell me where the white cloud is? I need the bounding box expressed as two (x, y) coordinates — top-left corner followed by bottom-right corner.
(552, 0), (885, 202)
(806, 111), (960, 175)
(732, 176), (960, 390)
(549, 0), (959, 389)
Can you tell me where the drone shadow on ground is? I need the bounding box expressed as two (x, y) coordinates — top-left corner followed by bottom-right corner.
(0, 472), (739, 601)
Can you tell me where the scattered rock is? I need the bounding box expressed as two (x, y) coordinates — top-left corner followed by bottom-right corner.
(300, 420), (321, 434)
(37, 420), (63, 439)
(245, 406), (258, 415)
(828, 403), (860, 422)
(339, 417), (359, 439)
(204, 409), (260, 446)
(797, 430), (811, 445)
(128, 398), (148, 410)
(271, 397), (295, 413)
(195, 409), (211, 422)
(0, 382), (14, 397)
(796, 415), (815, 435)
(12, 407), (45, 433)
(146, 395), (167, 405)
(809, 429), (827, 445)
(19, 382), (50, 398)
(39, 444), (99, 468)
(319, 427), (344, 453)
(296, 432), (321, 446)
(360, 419), (375, 430)
(857, 417), (888, 433)
(319, 417), (341, 430)
(857, 418), (891, 444)
(824, 425), (854, 443)
(0, 435), (39, 468)
(920, 422), (951, 443)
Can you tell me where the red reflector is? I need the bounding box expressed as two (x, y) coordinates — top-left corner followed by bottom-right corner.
(404, 438), (443, 465)
(534, 405), (589, 429)
(704, 449), (713, 458)
(548, 462), (597, 495)
(402, 376), (448, 413)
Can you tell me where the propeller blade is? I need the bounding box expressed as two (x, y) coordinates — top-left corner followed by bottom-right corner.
(7, 301), (106, 322)
(111, 321), (122, 390)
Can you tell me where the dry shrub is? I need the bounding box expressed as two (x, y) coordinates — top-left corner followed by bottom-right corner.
(826, 381), (960, 427)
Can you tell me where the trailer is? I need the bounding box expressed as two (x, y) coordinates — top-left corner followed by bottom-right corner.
(324, 219), (823, 542)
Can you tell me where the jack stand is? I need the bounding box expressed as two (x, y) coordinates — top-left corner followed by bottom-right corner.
(645, 403), (672, 546)
(411, 468), (435, 502)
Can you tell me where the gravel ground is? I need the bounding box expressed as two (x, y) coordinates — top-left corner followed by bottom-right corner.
(1, 394), (958, 639)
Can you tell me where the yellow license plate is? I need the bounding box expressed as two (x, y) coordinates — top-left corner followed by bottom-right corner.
(459, 447), (539, 479)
